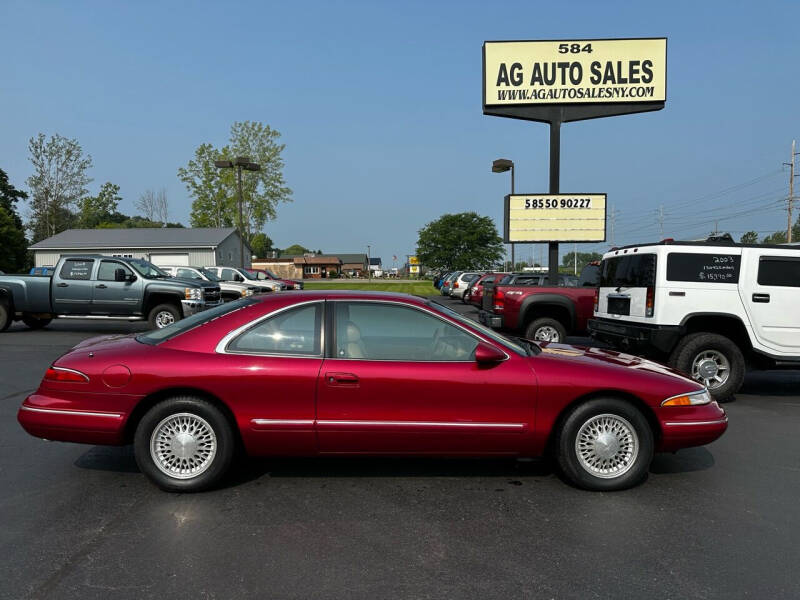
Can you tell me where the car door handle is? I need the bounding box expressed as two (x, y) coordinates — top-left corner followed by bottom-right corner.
(325, 372), (359, 385)
(95, 284), (107, 289)
(752, 293), (770, 303)
(56, 283), (68, 287)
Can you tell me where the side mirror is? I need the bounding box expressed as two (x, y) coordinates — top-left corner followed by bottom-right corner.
(126, 273), (137, 282)
(114, 268), (127, 282)
(474, 342), (506, 365)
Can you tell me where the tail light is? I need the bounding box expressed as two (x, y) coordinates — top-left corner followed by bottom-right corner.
(645, 286), (655, 317)
(594, 288), (599, 313)
(493, 288), (505, 311)
(45, 366), (89, 383)
(453, 281), (459, 288)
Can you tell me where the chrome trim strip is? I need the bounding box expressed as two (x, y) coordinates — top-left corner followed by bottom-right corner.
(317, 420), (525, 429)
(663, 419), (728, 427)
(251, 419), (314, 426)
(20, 405), (123, 419)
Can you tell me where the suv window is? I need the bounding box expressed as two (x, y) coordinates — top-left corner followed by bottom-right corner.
(97, 260), (132, 281)
(220, 268), (239, 281)
(334, 302), (478, 361)
(758, 257), (800, 287)
(59, 259), (94, 280)
(600, 255), (657, 287)
(667, 252), (740, 283)
(228, 303), (322, 355)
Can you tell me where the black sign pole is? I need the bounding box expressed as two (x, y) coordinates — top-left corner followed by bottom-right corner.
(548, 110), (562, 285)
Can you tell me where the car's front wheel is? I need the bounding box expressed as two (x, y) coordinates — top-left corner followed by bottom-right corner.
(555, 398), (654, 491)
(134, 396), (235, 492)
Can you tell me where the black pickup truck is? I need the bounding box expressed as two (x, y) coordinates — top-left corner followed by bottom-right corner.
(0, 255), (221, 331)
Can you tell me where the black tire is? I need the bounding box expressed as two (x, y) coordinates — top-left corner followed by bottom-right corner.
(556, 397), (654, 491)
(669, 332), (745, 402)
(22, 314), (52, 329)
(133, 396), (235, 492)
(148, 303), (181, 329)
(0, 302), (10, 332)
(524, 317), (567, 343)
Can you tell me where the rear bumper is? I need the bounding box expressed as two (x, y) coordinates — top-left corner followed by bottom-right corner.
(657, 402), (728, 452)
(18, 394), (127, 445)
(588, 317), (682, 354)
(479, 310), (503, 329)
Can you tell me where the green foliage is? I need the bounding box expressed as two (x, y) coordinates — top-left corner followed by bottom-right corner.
(178, 122), (292, 241)
(282, 243), (312, 255)
(0, 168), (27, 230)
(0, 207), (28, 273)
(250, 233), (274, 257)
(77, 182), (122, 228)
(416, 212), (504, 271)
(561, 251), (603, 272)
(739, 231), (759, 244)
(95, 216), (184, 229)
(26, 133), (92, 242)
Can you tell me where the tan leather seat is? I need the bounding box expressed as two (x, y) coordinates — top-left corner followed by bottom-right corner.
(340, 321), (367, 358)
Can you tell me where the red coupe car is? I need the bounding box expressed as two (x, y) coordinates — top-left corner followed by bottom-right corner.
(18, 291), (727, 492)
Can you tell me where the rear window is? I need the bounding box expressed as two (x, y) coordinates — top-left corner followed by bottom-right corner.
(136, 298), (258, 345)
(758, 257), (800, 287)
(600, 254), (657, 287)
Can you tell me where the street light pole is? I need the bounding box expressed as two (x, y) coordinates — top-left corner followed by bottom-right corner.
(215, 157), (261, 268)
(367, 245), (371, 281)
(492, 158), (515, 270)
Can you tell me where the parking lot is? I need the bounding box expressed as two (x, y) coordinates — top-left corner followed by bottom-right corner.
(2, 299), (800, 599)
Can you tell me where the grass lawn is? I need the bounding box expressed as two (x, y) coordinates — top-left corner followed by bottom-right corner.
(302, 280), (435, 296)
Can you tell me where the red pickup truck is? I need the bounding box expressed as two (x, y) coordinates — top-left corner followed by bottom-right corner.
(479, 265), (600, 342)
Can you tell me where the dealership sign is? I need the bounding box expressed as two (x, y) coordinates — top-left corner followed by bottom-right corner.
(504, 194), (607, 243)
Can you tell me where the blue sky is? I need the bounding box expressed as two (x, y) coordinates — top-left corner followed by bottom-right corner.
(2, 0), (799, 265)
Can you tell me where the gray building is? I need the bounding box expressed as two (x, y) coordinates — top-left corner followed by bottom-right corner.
(29, 227), (253, 269)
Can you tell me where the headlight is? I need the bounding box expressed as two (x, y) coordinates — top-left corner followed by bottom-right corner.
(661, 390), (712, 407)
(241, 288), (255, 296)
(185, 287), (203, 300)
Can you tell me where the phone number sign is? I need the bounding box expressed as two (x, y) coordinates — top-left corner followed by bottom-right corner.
(504, 194), (607, 243)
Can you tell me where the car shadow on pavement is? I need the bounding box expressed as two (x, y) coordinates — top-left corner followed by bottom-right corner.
(649, 447), (715, 474)
(74, 444), (140, 473)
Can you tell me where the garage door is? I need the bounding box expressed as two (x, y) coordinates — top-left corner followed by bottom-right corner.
(150, 253), (190, 266)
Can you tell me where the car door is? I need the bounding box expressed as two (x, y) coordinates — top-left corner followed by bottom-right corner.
(53, 258), (96, 314)
(216, 300), (325, 455)
(316, 300), (536, 455)
(92, 259), (142, 315)
(741, 249), (800, 352)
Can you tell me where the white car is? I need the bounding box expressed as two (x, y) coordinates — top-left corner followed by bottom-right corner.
(589, 236), (800, 400)
(161, 266), (260, 302)
(450, 272), (480, 299)
(205, 266), (284, 293)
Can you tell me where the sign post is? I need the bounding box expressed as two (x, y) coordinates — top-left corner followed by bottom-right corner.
(483, 38), (667, 283)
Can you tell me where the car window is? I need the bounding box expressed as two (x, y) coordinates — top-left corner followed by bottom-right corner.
(97, 260), (132, 281)
(758, 257), (800, 287)
(333, 302), (479, 361)
(137, 299), (258, 345)
(177, 268), (203, 280)
(228, 303), (322, 355)
(59, 259), (94, 280)
(220, 268), (238, 281)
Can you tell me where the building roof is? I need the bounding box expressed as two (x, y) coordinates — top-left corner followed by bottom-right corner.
(335, 253), (368, 264)
(293, 256), (342, 265)
(29, 227), (242, 250)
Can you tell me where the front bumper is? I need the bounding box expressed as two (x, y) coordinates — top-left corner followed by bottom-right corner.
(588, 317), (682, 354)
(180, 299), (221, 317)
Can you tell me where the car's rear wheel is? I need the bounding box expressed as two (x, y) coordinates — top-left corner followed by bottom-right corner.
(525, 317), (567, 343)
(22, 314), (52, 329)
(134, 396), (235, 492)
(0, 302), (11, 332)
(670, 332), (745, 402)
(556, 398), (653, 491)
(148, 303), (181, 329)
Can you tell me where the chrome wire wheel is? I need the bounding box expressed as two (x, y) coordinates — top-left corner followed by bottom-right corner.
(155, 310), (176, 328)
(150, 413), (217, 480)
(534, 326), (561, 342)
(575, 414), (639, 479)
(691, 349), (730, 390)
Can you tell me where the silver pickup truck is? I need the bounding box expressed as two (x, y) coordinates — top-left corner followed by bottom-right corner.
(0, 255), (222, 331)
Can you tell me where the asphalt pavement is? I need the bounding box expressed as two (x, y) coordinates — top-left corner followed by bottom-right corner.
(1, 298), (799, 599)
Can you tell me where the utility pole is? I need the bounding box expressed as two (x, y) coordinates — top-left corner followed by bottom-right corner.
(367, 245), (371, 280)
(608, 203), (618, 246)
(784, 140), (799, 243)
(657, 205), (665, 238)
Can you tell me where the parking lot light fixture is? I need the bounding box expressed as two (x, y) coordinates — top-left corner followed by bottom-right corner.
(214, 157), (262, 267)
(492, 158), (515, 267)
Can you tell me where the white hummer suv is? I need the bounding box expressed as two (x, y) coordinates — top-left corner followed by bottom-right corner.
(588, 237), (800, 400)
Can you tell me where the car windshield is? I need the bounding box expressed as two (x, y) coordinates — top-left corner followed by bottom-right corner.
(200, 268), (221, 281)
(427, 300), (531, 356)
(136, 298), (258, 345)
(239, 269), (258, 280)
(128, 259), (169, 279)
(265, 269), (280, 279)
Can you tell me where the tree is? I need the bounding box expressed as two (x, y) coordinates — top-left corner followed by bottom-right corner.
(77, 182), (122, 228)
(416, 212), (504, 271)
(561, 251), (603, 273)
(740, 231), (759, 244)
(282, 243), (311, 255)
(135, 188), (169, 224)
(250, 233), (274, 257)
(178, 121), (292, 240)
(0, 168), (29, 272)
(26, 133), (92, 241)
